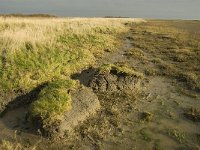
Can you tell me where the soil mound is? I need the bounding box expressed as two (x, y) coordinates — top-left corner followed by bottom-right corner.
(59, 87), (100, 136)
(88, 65), (142, 92)
(30, 87), (100, 137)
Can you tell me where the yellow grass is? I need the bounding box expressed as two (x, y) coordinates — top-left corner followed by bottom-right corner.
(0, 17), (145, 52)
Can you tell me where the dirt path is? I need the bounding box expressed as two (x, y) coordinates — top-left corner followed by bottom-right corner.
(101, 33), (133, 64)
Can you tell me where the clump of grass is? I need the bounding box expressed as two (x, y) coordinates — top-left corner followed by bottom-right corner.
(165, 128), (185, 144)
(98, 63), (144, 78)
(0, 140), (37, 150)
(171, 54), (187, 62)
(178, 72), (199, 91)
(125, 47), (145, 60)
(29, 79), (76, 124)
(184, 107), (200, 122)
(153, 140), (163, 150)
(152, 58), (163, 64)
(0, 140), (24, 150)
(140, 111), (153, 122)
(145, 68), (158, 76)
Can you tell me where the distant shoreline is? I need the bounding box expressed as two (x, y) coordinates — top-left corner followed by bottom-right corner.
(0, 13), (57, 18)
(0, 13), (199, 21)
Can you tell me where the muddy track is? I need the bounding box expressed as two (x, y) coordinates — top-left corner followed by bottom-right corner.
(101, 33), (133, 64)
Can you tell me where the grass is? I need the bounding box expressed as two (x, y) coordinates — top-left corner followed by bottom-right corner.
(124, 47), (145, 60)
(0, 18), (119, 92)
(0, 140), (26, 150)
(138, 128), (152, 142)
(29, 79), (76, 124)
(165, 128), (186, 144)
(98, 63), (144, 78)
(184, 107), (200, 122)
(0, 17), (145, 134)
(0, 17), (144, 111)
(0, 140), (37, 150)
(0, 131), (40, 150)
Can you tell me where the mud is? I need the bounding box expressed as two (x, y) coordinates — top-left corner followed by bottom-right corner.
(59, 87), (100, 136)
(0, 82), (48, 137)
(0, 83), (48, 117)
(101, 35), (133, 64)
(25, 86), (101, 138)
(71, 68), (96, 87)
(89, 68), (141, 92)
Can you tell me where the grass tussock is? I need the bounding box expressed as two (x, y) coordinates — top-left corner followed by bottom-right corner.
(184, 107), (200, 122)
(29, 79), (76, 123)
(125, 47), (146, 60)
(165, 128), (185, 144)
(0, 140), (37, 150)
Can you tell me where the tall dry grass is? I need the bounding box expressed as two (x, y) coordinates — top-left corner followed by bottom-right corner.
(0, 17), (145, 52)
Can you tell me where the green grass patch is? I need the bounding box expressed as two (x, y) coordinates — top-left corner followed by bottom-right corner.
(0, 18), (130, 93)
(98, 63), (144, 78)
(29, 79), (76, 123)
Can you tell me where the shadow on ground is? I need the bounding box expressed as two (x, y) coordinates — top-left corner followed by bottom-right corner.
(0, 82), (48, 134)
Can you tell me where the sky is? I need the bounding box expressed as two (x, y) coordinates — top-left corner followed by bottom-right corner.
(0, 0), (200, 19)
